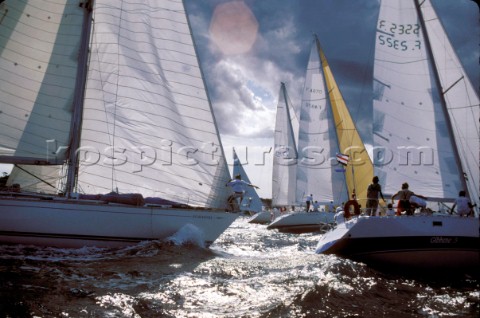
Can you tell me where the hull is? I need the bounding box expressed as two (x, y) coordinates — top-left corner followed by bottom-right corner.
(267, 211), (335, 234)
(248, 210), (280, 224)
(316, 215), (480, 273)
(0, 196), (238, 248)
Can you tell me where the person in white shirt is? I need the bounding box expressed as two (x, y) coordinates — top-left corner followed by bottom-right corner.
(450, 190), (474, 217)
(305, 194), (313, 212)
(312, 201), (320, 212)
(225, 174), (259, 211)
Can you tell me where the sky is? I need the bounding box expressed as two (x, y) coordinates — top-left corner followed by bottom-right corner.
(1, 0), (478, 199)
(183, 0), (479, 198)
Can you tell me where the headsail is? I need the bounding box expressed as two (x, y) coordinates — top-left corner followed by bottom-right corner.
(373, 0), (478, 202)
(76, 0), (231, 208)
(272, 83), (298, 207)
(318, 37), (373, 206)
(418, 0), (479, 202)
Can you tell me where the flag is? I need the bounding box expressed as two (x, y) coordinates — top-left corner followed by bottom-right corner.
(336, 153), (349, 166)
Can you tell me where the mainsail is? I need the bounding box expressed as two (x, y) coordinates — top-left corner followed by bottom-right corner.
(272, 83), (298, 207)
(373, 0), (479, 202)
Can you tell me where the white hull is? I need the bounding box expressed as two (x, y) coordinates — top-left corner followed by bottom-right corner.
(247, 210), (281, 224)
(0, 196), (238, 248)
(267, 211), (335, 233)
(316, 215), (480, 272)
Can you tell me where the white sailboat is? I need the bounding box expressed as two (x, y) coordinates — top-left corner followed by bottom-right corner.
(271, 82), (299, 209)
(0, 0), (238, 248)
(251, 82), (297, 225)
(268, 35), (373, 233)
(232, 149), (262, 214)
(316, 0), (479, 273)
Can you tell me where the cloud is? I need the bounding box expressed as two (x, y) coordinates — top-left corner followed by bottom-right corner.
(206, 56), (284, 137)
(187, 1), (314, 141)
(185, 0), (478, 199)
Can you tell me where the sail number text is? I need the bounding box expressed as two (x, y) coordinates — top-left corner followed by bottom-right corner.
(377, 20), (422, 51)
(378, 20), (420, 35)
(377, 35), (421, 51)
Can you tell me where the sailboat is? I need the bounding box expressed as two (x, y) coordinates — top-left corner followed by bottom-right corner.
(267, 35), (373, 233)
(251, 82), (298, 226)
(0, 0), (238, 248)
(231, 149), (262, 214)
(271, 82), (299, 208)
(316, 0), (479, 273)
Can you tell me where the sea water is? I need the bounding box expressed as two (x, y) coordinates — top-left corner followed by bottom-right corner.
(0, 216), (478, 317)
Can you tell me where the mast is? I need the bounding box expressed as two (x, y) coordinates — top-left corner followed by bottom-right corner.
(414, 0), (470, 199)
(65, 0), (95, 196)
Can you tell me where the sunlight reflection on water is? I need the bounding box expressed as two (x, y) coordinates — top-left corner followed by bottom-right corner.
(0, 217), (478, 317)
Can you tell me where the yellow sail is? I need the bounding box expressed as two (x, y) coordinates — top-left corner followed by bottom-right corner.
(317, 39), (373, 208)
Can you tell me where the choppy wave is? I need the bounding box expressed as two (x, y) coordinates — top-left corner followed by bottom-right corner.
(0, 217), (478, 317)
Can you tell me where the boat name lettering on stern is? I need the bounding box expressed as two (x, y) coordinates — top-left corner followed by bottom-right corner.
(192, 215), (214, 220)
(430, 237), (458, 244)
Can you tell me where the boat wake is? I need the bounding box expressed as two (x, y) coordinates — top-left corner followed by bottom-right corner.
(166, 223), (206, 248)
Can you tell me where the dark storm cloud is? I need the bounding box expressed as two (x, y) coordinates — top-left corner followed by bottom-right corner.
(185, 0), (478, 141)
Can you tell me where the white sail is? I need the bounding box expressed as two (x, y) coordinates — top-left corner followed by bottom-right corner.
(315, 0), (479, 274)
(418, 0), (479, 203)
(77, 0), (231, 208)
(372, 0), (473, 201)
(232, 150), (262, 213)
(0, 1), (83, 164)
(272, 83), (297, 207)
(296, 37), (347, 205)
(6, 165), (63, 194)
(0, 0), (238, 249)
